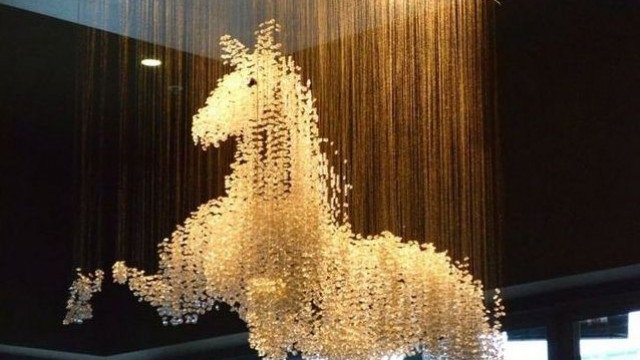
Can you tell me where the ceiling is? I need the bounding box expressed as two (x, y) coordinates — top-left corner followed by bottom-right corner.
(0, 0), (378, 59)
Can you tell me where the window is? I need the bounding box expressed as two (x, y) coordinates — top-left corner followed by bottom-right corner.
(579, 311), (640, 360)
(505, 327), (548, 360)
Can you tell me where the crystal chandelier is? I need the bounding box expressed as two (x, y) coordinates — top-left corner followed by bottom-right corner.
(64, 20), (505, 360)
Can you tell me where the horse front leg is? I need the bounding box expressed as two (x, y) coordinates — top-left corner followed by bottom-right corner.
(111, 196), (239, 325)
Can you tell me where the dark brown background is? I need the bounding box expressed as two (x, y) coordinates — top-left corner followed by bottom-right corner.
(1, 0), (640, 355)
(498, 0), (640, 285)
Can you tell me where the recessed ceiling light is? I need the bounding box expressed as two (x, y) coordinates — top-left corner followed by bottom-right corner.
(141, 58), (162, 67)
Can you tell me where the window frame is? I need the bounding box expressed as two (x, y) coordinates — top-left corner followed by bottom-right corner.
(502, 264), (640, 360)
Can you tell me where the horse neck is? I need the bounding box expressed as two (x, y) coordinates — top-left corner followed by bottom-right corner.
(227, 81), (324, 200)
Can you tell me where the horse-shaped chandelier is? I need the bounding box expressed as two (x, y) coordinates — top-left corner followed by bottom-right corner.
(64, 20), (504, 360)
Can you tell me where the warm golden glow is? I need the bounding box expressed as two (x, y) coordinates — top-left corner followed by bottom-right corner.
(65, 20), (504, 360)
(140, 58), (162, 67)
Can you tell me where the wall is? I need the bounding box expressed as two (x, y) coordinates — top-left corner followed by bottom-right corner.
(498, 0), (640, 285)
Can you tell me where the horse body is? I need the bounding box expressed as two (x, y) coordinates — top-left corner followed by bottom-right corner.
(108, 20), (503, 360)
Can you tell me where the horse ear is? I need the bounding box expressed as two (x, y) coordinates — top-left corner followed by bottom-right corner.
(255, 19), (282, 52)
(220, 35), (248, 67)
